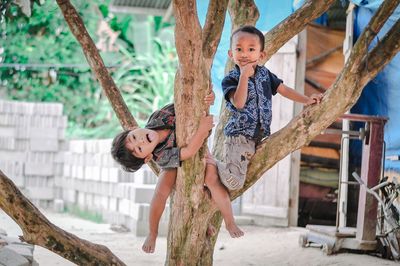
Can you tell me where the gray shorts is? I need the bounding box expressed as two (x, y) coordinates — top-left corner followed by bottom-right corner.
(216, 135), (256, 191)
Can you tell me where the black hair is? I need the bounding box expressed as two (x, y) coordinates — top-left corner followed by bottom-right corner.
(231, 25), (265, 51)
(111, 130), (145, 172)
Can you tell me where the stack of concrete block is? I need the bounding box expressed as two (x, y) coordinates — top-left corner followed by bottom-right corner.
(0, 100), (67, 208)
(60, 139), (169, 236)
(0, 228), (38, 265)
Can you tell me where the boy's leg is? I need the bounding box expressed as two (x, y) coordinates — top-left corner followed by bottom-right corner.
(204, 161), (244, 238)
(142, 169), (177, 253)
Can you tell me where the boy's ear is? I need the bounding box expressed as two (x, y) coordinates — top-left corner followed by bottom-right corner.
(259, 50), (267, 61)
(144, 154), (153, 163)
(228, 50), (233, 59)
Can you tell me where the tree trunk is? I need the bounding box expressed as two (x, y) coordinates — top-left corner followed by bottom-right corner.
(0, 1), (399, 265)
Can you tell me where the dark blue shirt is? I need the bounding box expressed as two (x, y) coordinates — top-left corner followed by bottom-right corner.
(221, 65), (282, 140)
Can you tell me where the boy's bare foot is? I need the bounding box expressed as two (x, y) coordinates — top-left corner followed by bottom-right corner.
(142, 234), (157, 253)
(226, 223), (244, 238)
(206, 224), (217, 237)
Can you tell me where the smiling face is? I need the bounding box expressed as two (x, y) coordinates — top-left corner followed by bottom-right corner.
(228, 31), (265, 67)
(125, 128), (159, 161)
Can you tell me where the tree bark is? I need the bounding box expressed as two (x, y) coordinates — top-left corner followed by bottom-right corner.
(1, 1), (399, 266)
(0, 170), (126, 266)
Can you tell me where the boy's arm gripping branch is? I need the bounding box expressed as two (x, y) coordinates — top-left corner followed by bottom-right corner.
(180, 114), (214, 161)
(277, 83), (323, 106)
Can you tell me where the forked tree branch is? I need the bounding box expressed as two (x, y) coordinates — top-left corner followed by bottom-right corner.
(0, 170), (126, 266)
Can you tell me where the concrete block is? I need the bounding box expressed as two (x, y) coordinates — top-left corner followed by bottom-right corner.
(100, 168), (109, 182)
(24, 163), (53, 176)
(62, 189), (76, 203)
(26, 152), (54, 164)
(0, 151), (26, 161)
(77, 192), (85, 208)
(14, 140), (29, 150)
(118, 198), (130, 216)
(26, 187), (54, 200)
(0, 247), (30, 266)
(53, 199), (64, 213)
(129, 184), (155, 204)
(0, 137), (15, 150)
(30, 139), (58, 152)
(98, 139), (112, 153)
(59, 140), (69, 151)
(109, 197), (118, 211)
(0, 126), (15, 137)
(29, 127), (58, 139)
(109, 168), (119, 183)
(69, 140), (85, 153)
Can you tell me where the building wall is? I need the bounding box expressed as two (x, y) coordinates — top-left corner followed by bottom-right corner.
(0, 99), (168, 236)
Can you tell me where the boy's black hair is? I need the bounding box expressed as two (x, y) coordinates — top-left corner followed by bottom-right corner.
(111, 130), (145, 172)
(231, 25), (265, 51)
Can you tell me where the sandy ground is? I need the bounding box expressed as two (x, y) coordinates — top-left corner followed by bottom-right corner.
(0, 210), (397, 266)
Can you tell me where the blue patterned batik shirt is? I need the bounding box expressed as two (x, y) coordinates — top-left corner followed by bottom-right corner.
(221, 65), (283, 140)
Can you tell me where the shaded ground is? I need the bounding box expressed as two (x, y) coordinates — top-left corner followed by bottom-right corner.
(0, 210), (397, 266)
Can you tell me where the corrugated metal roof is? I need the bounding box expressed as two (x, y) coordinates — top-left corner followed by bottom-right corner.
(110, 0), (172, 16)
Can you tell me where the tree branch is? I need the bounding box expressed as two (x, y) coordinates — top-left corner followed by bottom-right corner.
(348, 0), (400, 70)
(56, 0), (136, 130)
(360, 17), (400, 86)
(0, 170), (126, 266)
(202, 0), (229, 67)
(262, 0), (335, 63)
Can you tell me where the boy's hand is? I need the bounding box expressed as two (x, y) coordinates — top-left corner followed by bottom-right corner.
(204, 87), (215, 107)
(306, 93), (323, 106)
(240, 61), (257, 78)
(198, 113), (214, 137)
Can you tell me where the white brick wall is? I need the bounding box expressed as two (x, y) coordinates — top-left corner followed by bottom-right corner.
(0, 99), (165, 236)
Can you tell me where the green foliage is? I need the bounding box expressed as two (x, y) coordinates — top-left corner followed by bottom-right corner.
(0, 0), (177, 139)
(69, 40), (177, 138)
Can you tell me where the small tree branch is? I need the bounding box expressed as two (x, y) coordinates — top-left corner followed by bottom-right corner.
(0, 170), (126, 266)
(360, 17), (400, 86)
(56, 0), (136, 130)
(348, 0), (400, 70)
(262, 0), (335, 63)
(202, 0), (229, 67)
